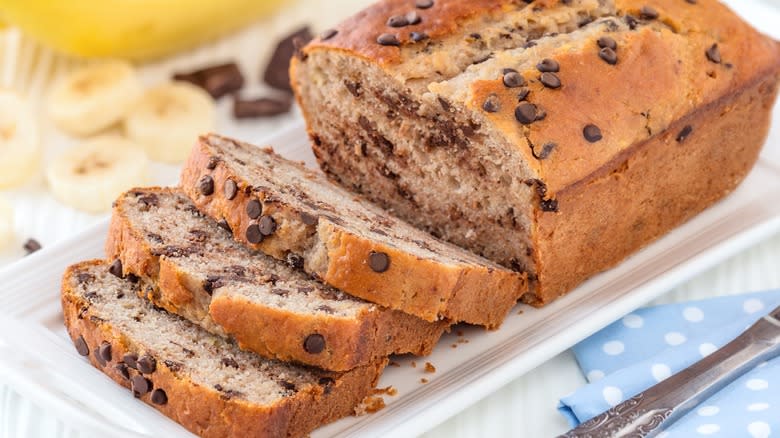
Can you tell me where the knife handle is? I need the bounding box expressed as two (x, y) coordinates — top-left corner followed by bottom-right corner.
(558, 394), (672, 438)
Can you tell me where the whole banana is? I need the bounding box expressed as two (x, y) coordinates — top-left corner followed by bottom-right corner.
(0, 0), (284, 60)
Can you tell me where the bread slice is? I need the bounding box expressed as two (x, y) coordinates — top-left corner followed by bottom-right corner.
(106, 187), (447, 371)
(180, 134), (526, 327)
(290, 0), (780, 304)
(61, 260), (385, 438)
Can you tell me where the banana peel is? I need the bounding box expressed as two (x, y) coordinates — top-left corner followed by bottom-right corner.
(0, 0), (284, 61)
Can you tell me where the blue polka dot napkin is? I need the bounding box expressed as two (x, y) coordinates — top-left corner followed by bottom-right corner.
(558, 290), (780, 437)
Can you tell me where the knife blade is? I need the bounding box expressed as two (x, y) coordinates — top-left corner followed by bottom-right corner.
(559, 304), (780, 438)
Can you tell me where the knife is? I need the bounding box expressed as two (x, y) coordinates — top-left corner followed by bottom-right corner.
(559, 304), (780, 438)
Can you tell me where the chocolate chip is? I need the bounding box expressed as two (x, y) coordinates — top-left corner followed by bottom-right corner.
(137, 355), (156, 374)
(263, 27), (313, 91)
(23, 238), (41, 255)
(221, 357), (239, 369)
(123, 353), (138, 369)
(202, 275), (220, 295)
(320, 29), (338, 40)
(624, 15), (638, 29)
(217, 219), (232, 233)
(76, 272), (95, 285)
(286, 253), (305, 270)
(115, 363), (130, 380)
(368, 251), (390, 273)
(233, 96), (292, 118)
(246, 199), (262, 219)
(410, 32), (429, 42)
(94, 346), (106, 366)
(482, 94), (500, 113)
(173, 62), (244, 99)
(246, 224), (264, 244)
(640, 5), (659, 20)
(599, 47), (618, 65)
(151, 389), (168, 405)
(98, 342), (112, 363)
(503, 71), (525, 88)
(533, 142), (556, 160)
(515, 102), (538, 124)
(516, 88), (530, 101)
(259, 216), (277, 236)
(536, 59), (559, 73)
(74, 335), (89, 356)
(540, 72), (561, 89)
(300, 211), (318, 225)
(303, 334), (326, 354)
(706, 44), (721, 64)
(416, 0), (434, 8)
(583, 124), (603, 143)
(685, 0), (697, 3)
(597, 36), (617, 50)
(406, 11), (422, 25)
(676, 125), (693, 142)
(198, 175), (214, 196)
(108, 259), (123, 279)
(279, 381), (297, 391)
(541, 198), (559, 212)
(377, 33), (400, 46)
(223, 179), (237, 200)
(131, 375), (152, 397)
(206, 156), (220, 170)
(387, 15), (409, 27)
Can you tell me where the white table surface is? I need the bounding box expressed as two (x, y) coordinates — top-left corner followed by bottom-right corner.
(1, 1), (779, 437)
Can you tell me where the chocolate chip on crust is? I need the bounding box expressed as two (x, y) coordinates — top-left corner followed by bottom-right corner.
(246, 199), (263, 219)
(320, 29), (338, 41)
(415, 0), (434, 9)
(639, 5), (659, 19)
(246, 224), (264, 244)
(115, 363), (130, 380)
(303, 334), (326, 354)
(706, 44), (721, 64)
(123, 353), (138, 369)
(98, 342), (112, 363)
(224, 179), (238, 200)
(137, 355), (156, 374)
(410, 31), (429, 42)
(502, 71), (525, 88)
(536, 58), (559, 73)
(108, 259), (123, 279)
(131, 375), (152, 397)
(540, 72), (561, 89)
(206, 156), (220, 170)
(515, 103), (538, 125)
(198, 175), (214, 196)
(151, 389), (168, 405)
(482, 94), (501, 113)
(583, 124), (603, 143)
(368, 251), (390, 272)
(599, 47), (618, 65)
(597, 36), (617, 50)
(74, 335), (89, 356)
(377, 33), (401, 46)
(259, 216), (277, 236)
(387, 15), (409, 27)
(676, 125), (693, 142)
(532, 142), (556, 160)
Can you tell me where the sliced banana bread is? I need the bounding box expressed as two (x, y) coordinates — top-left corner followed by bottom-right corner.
(290, 0), (780, 304)
(106, 187), (447, 371)
(180, 134), (527, 327)
(61, 260), (386, 438)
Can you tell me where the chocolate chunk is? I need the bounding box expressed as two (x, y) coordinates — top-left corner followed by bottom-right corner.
(137, 355), (156, 374)
(583, 124), (603, 143)
(541, 198), (559, 212)
(123, 353), (138, 369)
(279, 381), (297, 391)
(94, 346), (107, 366)
(233, 96), (292, 118)
(416, 0), (434, 8)
(515, 102), (538, 124)
(516, 88), (530, 101)
(173, 63), (244, 99)
(202, 275), (221, 295)
(224, 179), (237, 200)
(259, 216), (277, 236)
(206, 156), (220, 170)
(300, 211), (318, 226)
(246, 224), (264, 244)
(640, 5), (659, 20)
(502, 71), (525, 88)
(597, 36), (617, 50)
(377, 33), (401, 46)
(246, 199), (263, 219)
(533, 142), (556, 160)
(303, 334), (326, 354)
(23, 238), (41, 255)
(676, 125), (693, 142)
(198, 175), (214, 196)
(599, 47), (618, 65)
(151, 389), (168, 405)
(163, 360), (183, 372)
(410, 32), (429, 42)
(706, 44), (721, 64)
(131, 375), (152, 397)
(286, 253), (305, 270)
(74, 335), (89, 356)
(76, 272), (95, 285)
(98, 342), (112, 363)
(368, 251), (390, 273)
(387, 15), (409, 27)
(482, 94), (501, 113)
(108, 259), (123, 279)
(406, 11), (422, 25)
(540, 72), (561, 89)
(320, 29), (338, 41)
(263, 27), (313, 91)
(115, 363), (130, 380)
(221, 357), (239, 369)
(536, 58), (560, 73)
(624, 15), (638, 30)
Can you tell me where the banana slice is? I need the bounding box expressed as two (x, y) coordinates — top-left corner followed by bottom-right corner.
(124, 81), (215, 163)
(47, 61), (142, 136)
(0, 91), (41, 188)
(46, 136), (149, 213)
(0, 197), (15, 250)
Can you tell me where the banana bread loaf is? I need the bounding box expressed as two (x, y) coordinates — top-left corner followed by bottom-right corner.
(291, 0), (780, 304)
(180, 133), (527, 327)
(61, 260), (386, 438)
(106, 187), (448, 371)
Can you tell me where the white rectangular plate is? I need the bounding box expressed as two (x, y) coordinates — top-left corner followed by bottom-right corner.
(0, 109), (779, 437)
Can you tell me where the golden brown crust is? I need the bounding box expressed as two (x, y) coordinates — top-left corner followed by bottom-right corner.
(106, 188), (448, 370)
(180, 138), (527, 327)
(61, 260), (386, 438)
